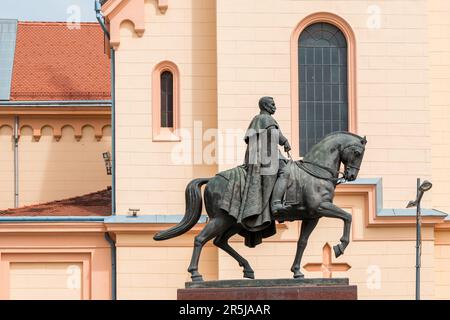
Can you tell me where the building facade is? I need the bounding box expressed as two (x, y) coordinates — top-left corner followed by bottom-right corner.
(0, 20), (113, 299)
(1, 0), (450, 300)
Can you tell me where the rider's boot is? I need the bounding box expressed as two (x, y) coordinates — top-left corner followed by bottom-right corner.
(271, 175), (290, 218)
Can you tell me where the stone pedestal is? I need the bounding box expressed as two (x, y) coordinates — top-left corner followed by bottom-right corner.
(177, 278), (357, 300)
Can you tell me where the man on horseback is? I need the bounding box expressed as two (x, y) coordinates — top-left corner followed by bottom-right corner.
(154, 111), (367, 280)
(241, 96), (292, 226)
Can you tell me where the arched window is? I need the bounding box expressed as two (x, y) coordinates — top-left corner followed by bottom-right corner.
(160, 71), (174, 128)
(290, 13), (356, 157)
(152, 61), (180, 141)
(299, 22), (348, 155)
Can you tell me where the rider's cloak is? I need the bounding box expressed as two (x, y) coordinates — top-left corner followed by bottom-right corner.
(218, 112), (283, 246)
(243, 113), (282, 239)
(241, 112), (279, 227)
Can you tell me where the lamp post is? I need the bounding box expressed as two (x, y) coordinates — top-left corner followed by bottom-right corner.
(406, 178), (432, 300)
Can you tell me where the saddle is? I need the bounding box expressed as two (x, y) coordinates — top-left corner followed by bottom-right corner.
(218, 163), (306, 219)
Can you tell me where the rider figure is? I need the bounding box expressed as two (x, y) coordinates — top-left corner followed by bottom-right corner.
(243, 96), (292, 219)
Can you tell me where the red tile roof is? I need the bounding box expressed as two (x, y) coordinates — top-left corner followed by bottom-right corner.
(0, 188), (111, 216)
(10, 22), (111, 101)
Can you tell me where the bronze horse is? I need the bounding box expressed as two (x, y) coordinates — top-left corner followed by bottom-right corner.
(154, 132), (367, 281)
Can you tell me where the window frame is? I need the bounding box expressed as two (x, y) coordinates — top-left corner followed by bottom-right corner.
(152, 61), (180, 142)
(298, 22), (349, 155)
(160, 70), (174, 128)
(290, 12), (356, 157)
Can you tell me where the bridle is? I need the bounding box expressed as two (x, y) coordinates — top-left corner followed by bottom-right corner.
(346, 164), (361, 171)
(340, 143), (364, 172)
(292, 143), (365, 185)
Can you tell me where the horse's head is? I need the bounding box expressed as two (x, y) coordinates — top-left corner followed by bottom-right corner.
(340, 136), (367, 181)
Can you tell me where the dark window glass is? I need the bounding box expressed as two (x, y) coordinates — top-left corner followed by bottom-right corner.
(160, 71), (174, 128)
(298, 22), (348, 155)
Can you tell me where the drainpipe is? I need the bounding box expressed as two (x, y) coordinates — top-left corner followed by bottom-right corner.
(95, 0), (115, 216)
(104, 232), (117, 300)
(14, 115), (18, 208)
(95, 1), (110, 38)
(96, 0), (117, 301)
(110, 48), (116, 216)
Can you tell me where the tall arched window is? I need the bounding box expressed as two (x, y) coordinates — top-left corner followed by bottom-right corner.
(299, 22), (348, 155)
(160, 71), (174, 128)
(152, 61), (180, 141)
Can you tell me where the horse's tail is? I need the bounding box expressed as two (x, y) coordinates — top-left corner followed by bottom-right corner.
(153, 178), (210, 241)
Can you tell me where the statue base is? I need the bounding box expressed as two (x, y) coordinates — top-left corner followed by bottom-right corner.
(177, 278), (357, 300)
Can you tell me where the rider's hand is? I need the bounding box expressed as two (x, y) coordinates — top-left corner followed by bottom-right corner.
(284, 141), (291, 153)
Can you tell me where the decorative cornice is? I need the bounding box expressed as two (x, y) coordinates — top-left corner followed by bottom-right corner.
(0, 100), (111, 108)
(337, 178), (447, 227)
(435, 220), (450, 230)
(104, 214), (205, 233)
(102, 0), (169, 50)
(158, 0), (168, 13)
(0, 115), (111, 142)
(0, 222), (105, 233)
(104, 223), (205, 235)
(104, 214), (208, 224)
(0, 107), (110, 116)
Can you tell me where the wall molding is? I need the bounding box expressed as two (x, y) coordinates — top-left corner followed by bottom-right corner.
(102, 0), (169, 50)
(0, 222), (106, 233)
(338, 178), (447, 227)
(152, 60), (181, 141)
(0, 115), (111, 142)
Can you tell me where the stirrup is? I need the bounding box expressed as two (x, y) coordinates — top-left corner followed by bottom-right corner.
(271, 201), (290, 216)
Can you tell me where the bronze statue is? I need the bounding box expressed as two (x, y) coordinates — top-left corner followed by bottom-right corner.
(240, 96), (292, 234)
(154, 97), (367, 281)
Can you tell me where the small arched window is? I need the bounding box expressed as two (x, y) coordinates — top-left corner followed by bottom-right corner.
(152, 61), (180, 141)
(160, 71), (174, 128)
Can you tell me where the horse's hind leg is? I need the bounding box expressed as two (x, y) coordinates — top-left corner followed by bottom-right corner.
(291, 218), (319, 278)
(213, 225), (255, 279)
(187, 216), (231, 281)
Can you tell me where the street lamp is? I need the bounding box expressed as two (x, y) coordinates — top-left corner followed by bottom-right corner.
(406, 178), (432, 300)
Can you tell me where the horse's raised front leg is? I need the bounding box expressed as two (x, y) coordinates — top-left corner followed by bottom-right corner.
(188, 217), (228, 281)
(291, 218), (319, 278)
(317, 202), (352, 258)
(213, 224), (255, 279)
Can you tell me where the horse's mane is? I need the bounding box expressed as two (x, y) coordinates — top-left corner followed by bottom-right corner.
(321, 131), (364, 141)
(302, 131), (366, 160)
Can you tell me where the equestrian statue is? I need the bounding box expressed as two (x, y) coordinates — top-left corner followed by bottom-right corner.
(154, 96), (367, 281)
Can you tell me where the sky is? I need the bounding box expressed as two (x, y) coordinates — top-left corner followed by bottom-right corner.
(1, 0), (97, 22)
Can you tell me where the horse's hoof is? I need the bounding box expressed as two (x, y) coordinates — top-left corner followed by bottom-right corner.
(333, 244), (343, 258)
(243, 271), (255, 279)
(191, 275), (204, 282)
(293, 271), (304, 279)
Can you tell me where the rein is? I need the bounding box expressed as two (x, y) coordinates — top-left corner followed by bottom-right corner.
(295, 160), (347, 185)
(288, 141), (364, 185)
